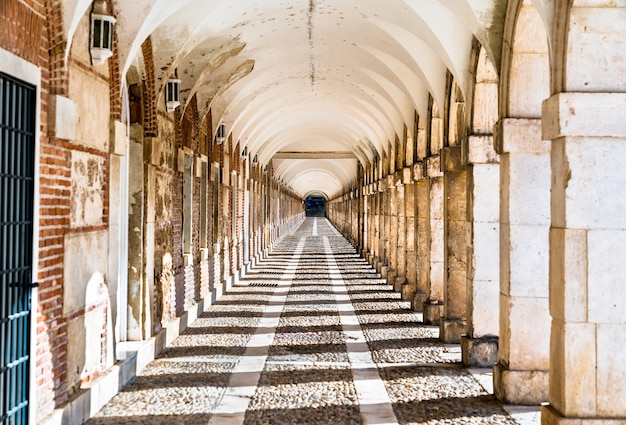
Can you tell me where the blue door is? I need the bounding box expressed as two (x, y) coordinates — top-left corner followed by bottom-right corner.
(1, 72), (36, 425)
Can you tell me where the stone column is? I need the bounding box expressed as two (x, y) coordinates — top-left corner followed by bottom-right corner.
(372, 186), (381, 270)
(494, 118), (550, 405)
(108, 121), (128, 346)
(461, 135), (500, 367)
(381, 179), (391, 277)
(362, 187), (368, 257)
(388, 179), (399, 286)
(440, 147), (468, 343)
(402, 167), (416, 301)
(414, 162), (429, 312)
(422, 155), (444, 324)
(393, 176), (406, 291)
(243, 178), (250, 270)
(127, 130), (145, 341)
(541, 93), (626, 424)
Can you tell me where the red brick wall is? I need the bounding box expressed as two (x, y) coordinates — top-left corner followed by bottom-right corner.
(0, 0), (69, 416)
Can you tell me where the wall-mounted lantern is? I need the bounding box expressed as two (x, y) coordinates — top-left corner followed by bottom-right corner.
(241, 146), (248, 157)
(215, 123), (226, 144)
(90, 1), (116, 65)
(165, 79), (181, 112)
(252, 153), (259, 164)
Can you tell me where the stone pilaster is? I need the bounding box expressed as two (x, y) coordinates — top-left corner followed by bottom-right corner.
(423, 155), (444, 324)
(403, 167), (417, 301)
(387, 179), (398, 286)
(461, 135), (501, 367)
(404, 192), (417, 289)
(541, 92), (626, 424)
(396, 175), (406, 283)
(414, 161), (429, 312)
(494, 118), (550, 405)
(440, 146), (467, 343)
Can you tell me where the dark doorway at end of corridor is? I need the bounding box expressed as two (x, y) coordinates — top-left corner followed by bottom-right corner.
(305, 196), (326, 217)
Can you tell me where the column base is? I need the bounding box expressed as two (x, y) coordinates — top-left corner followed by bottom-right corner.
(493, 361), (548, 405)
(412, 292), (427, 312)
(423, 301), (443, 325)
(439, 319), (466, 344)
(400, 283), (415, 301)
(461, 335), (498, 367)
(386, 270), (397, 286)
(541, 404), (626, 425)
(393, 275), (405, 292)
(380, 265), (388, 278)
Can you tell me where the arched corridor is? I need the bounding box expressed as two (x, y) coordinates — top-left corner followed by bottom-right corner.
(85, 218), (533, 425)
(1, 1), (625, 424)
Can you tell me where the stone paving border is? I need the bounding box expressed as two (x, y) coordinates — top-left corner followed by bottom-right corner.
(83, 218), (540, 425)
(324, 236), (399, 425)
(207, 237), (306, 425)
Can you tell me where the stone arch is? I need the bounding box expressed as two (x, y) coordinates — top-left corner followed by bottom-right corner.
(552, 0), (626, 94)
(494, 0), (551, 405)
(500, 0), (550, 119)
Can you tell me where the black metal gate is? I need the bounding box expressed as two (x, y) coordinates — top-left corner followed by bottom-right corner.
(1, 72), (36, 425)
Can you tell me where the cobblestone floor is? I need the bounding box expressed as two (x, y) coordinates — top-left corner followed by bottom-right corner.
(86, 218), (528, 425)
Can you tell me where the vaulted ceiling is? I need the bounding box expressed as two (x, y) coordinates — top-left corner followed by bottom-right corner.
(60, 0), (541, 200)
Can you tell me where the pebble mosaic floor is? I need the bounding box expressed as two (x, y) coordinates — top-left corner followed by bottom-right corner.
(86, 218), (524, 425)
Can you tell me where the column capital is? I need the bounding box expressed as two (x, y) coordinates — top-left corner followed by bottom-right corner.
(542, 92), (626, 140)
(426, 155), (443, 178)
(402, 167), (412, 184)
(468, 135), (499, 164)
(394, 170), (404, 187)
(494, 118), (546, 154)
(413, 161), (425, 181)
(441, 146), (464, 172)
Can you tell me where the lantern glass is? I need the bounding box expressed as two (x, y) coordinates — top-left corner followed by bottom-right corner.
(93, 19), (102, 48)
(103, 20), (111, 49)
(90, 12), (115, 65)
(166, 79), (181, 112)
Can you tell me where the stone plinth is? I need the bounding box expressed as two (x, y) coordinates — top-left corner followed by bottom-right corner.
(541, 405), (626, 425)
(401, 283), (415, 302)
(393, 275), (405, 292)
(439, 319), (466, 344)
(493, 362), (548, 405)
(461, 335), (498, 367)
(412, 292), (427, 312)
(423, 301), (443, 325)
